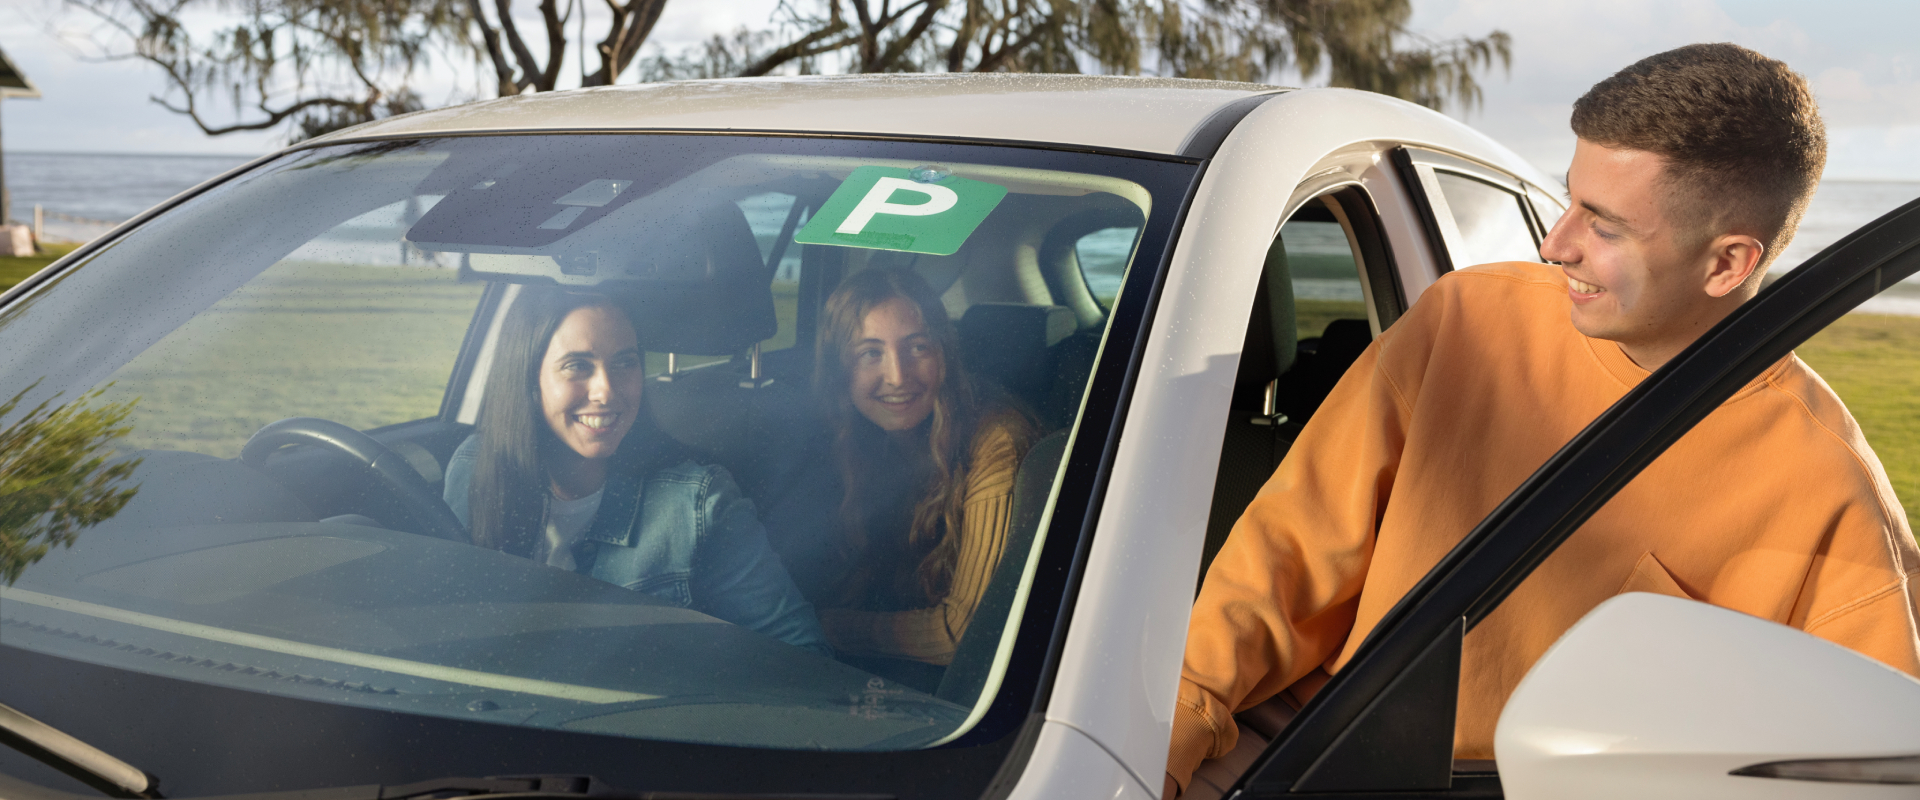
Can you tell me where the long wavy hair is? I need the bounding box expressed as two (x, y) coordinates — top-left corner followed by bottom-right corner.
(814, 267), (1033, 605)
(469, 286), (642, 555)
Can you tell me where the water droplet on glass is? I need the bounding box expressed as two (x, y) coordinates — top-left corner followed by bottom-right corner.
(467, 699), (499, 711)
(909, 164), (952, 183)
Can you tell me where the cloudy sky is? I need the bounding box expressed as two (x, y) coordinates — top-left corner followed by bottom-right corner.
(4, 0), (1919, 181)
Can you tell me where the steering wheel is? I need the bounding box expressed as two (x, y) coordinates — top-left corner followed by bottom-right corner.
(241, 417), (468, 542)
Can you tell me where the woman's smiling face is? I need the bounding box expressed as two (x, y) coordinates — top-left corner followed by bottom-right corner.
(849, 296), (944, 432)
(539, 303), (645, 461)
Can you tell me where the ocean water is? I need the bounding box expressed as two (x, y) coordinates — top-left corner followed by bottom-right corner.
(4, 151), (255, 238)
(6, 151), (1917, 313)
(1778, 180), (1920, 316)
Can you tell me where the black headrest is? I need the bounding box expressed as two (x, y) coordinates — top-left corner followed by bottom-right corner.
(1317, 318), (1372, 365)
(1263, 238), (1299, 378)
(617, 202), (777, 356)
(959, 303), (1074, 403)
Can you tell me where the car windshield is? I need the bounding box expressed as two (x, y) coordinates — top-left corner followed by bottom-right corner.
(0, 134), (1195, 790)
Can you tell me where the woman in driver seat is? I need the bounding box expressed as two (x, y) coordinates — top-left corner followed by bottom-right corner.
(442, 286), (829, 654)
(812, 268), (1037, 671)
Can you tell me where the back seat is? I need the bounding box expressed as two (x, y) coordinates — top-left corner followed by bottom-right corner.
(958, 302), (1083, 429)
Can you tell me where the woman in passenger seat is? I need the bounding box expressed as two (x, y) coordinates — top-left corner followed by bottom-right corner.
(441, 286), (829, 655)
(812, 268), (1036, 673)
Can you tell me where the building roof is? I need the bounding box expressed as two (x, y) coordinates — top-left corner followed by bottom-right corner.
(310, 74), (1286, 156)
(0, 45), (39, 99)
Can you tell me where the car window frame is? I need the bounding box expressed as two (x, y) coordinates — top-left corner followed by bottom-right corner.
(1226, 196), (1920, 798)
(1392, 147), (1541, 275)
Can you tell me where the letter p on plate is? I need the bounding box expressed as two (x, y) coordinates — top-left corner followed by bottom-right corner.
(837, 178), (959, 235)
(795, 166), (1008, 256)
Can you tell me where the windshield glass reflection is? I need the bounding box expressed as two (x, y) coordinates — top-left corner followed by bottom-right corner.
(0, 134), (1187, 754)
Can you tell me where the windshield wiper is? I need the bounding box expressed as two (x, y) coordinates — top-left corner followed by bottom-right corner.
(0, 701), (161, 799)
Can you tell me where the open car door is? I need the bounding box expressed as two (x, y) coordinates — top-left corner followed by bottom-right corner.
(1221, 196), (1920, 799)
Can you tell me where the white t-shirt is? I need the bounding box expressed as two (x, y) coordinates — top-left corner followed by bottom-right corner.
(534, 487), (604, 571)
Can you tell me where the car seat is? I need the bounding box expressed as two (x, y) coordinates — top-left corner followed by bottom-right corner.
(1200, 235), (1301, 583)
(627, 201), (807, 500)
(934, 428), (1069, 705)
(958, 303), (1078, 429)
(1272, 317), (1372, 423)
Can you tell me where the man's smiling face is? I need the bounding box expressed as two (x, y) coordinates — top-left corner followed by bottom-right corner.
(1539, 139), (1726, 360)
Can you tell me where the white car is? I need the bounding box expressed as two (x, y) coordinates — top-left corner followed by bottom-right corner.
(0, 75), (1915, 800)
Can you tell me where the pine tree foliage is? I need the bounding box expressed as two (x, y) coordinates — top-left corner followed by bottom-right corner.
(68, 0), (466, 137)
(649, 0), (1509, 113)
(0, 384), (141, 586)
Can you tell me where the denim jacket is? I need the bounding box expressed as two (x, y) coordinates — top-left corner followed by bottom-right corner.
(443, 436), (830, 655)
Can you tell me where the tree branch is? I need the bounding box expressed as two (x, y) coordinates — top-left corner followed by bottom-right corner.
(493, 0), (544, 91)
(464, 0), (519, 95)
(868, 0), (944, 71)
(156, 93), (367, 136)
(737, 13), (852, 77)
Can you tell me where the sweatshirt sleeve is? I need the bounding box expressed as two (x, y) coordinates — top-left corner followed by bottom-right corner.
(821, 423), (1023, 664)
(1790, 417), (1920, 677)
(1169, 340), (1413, 791)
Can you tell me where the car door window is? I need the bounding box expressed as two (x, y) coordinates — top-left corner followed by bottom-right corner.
(1526, 184), (1567, 242)
(1433, 171), (1541, 267)
(1279, 216), (1367, 341)
(1197, 189), (1389, 585)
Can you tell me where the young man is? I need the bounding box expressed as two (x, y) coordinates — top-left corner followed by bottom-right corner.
(1165, 43), (1920, 796)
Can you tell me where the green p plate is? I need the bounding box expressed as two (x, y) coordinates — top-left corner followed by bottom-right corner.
(795, 166), (1009, 256)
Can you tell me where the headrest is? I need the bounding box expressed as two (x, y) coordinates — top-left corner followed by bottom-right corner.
(959, 303), (1074, 404)
(1263, 235), (1298, 379)
(961, 303), (1075, 348)
(614, 202), (777, 356)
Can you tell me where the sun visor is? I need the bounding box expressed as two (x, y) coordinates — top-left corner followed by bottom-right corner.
(443, 197), (741, 287)
(458, 247), (718, 287)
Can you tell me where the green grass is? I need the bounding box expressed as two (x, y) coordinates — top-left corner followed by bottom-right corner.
(1296, 299), (1369, 342)
(99, 260), (483, 458)
(1796, 313), (1920, 532)
(0, 243), (79, 292)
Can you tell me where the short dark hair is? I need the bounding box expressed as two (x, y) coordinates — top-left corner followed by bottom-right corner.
(1571, 43), (1825, 273)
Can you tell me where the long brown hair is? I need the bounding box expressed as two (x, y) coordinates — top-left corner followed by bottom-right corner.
(470, 287), (631, 555)
(814, 267), (1033, 604)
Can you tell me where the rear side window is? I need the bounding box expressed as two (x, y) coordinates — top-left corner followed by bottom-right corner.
(1527, 185), (1567, 240)
(1076, 226), (1139, 308)
(1434, 171), (1541, 267)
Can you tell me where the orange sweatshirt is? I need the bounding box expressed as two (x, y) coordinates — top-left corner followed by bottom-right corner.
(1169, 261), (1920, 789)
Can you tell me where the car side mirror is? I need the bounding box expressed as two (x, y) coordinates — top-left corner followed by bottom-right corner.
(1495, 593), (1920, 799)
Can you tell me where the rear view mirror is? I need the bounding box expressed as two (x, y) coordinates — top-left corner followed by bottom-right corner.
(1496, 593), (1920, 799)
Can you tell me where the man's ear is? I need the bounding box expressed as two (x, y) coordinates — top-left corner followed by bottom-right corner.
(1702, 233), (1765, 299)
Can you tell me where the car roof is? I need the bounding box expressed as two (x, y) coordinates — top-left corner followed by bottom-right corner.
(307, 74), (1286, 157)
